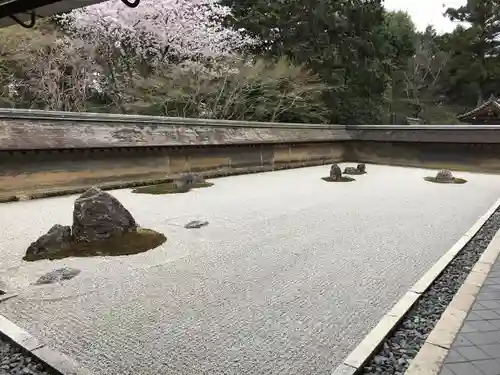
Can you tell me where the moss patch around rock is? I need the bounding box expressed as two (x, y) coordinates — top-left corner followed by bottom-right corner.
(132, 181), (214, 195)
(423, 177), (467, 184)
(321, 176), (356, 183)
(23, 228), (167, 261)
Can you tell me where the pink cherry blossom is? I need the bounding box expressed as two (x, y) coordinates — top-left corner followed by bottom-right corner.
(57, 0), (255, 60)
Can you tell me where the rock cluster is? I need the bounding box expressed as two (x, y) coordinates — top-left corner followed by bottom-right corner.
(24, 187), (141, 261)
(344, 163), (367, 175)
(174, 173), (206, 190)
(435, 169), (454, 182)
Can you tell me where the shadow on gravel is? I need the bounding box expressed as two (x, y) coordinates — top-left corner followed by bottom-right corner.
(321, 176), (356, 182)
(424, 176), (467, 184)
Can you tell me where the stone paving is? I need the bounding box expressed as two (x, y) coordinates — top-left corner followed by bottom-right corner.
(440, 259), (500, 375)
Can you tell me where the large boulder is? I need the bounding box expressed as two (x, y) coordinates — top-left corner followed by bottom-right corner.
(436, 169), (453, 182)
(72, 187), (137, 243)
(24, 224), (72, 261)
(329, 164), (342, 181)
(35, 267), (81, 285)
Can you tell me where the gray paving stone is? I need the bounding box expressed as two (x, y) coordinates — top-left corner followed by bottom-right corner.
(468, 320), (500, 332)
(478, 292), (500, 301)
(461, 322), (480, 333)
(481, 301), (500, 309)
(447, 362), (488, 375)
(483, 285), (500, 292)
(464, 332), (500, 346)
(445, 349), (469, 363)
(485, 278), (500, 285)
(471, 359), (500, 375)
(475, 310), (500, 320)
(488, 319), (500, 329)
(455, 346), (491, 361)
(440, 365), (456, 375)
(453, 334), (474, 347)
(478, 344), (500, 359)
(472, 302), (490, 311)
(467, 312), (486, 321)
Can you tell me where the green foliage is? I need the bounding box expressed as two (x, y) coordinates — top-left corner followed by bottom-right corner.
(220, 0), (392, 124)
(444, 0), (500, 105)
(123, 58), (332, 123)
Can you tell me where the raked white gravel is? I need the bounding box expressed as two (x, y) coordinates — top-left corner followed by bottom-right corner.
(1, 164), (500, 375)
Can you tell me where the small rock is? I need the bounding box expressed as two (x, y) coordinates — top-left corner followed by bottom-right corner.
(436, 169), (453, 182)
(35, 267), (81, 285)
(357, 163), (366, 173)
(24, 224), (72, 260)
(174, 173), (205, 189)
(72, 187), (137, 243)
(329, 164), (342, 181)
(0, 280), (5, 295)
(184, 220), (209, 229)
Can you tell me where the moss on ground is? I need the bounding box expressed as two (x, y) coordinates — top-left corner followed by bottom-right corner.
(423, 176), (467, 184)
(321, 176), (356, 182)
(23, 228), (166, 261)
(132, 181), (214, 195)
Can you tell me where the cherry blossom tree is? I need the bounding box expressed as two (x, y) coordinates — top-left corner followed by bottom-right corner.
(57, 0), (255, 62)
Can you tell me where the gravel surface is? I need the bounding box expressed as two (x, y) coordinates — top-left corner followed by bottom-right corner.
(1, 165), (500, 375)
(361, 208), (500, 375)
(0, 335), (53, 375)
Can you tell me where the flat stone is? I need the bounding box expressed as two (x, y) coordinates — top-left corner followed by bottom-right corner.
(405, 343), (448, 375)
(35, 268), (81, 285)
(184, 220), (209, 229)
(427, 307), (467, 349)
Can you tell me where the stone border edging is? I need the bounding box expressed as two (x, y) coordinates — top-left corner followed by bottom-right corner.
(331, 197), (500, 375)
(0, 314), (93, 375)
(404, 226), (500, 374)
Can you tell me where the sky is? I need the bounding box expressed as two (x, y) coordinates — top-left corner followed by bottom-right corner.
(383, 0), (467, 34)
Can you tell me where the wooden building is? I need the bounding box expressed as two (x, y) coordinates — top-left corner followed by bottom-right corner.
(457, 95), (500, 124)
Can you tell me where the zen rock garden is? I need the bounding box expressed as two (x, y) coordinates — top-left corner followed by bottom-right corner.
(424, 169), (467, 184)
(23, 187), (166, 262)
(133, 173), (213, 194)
